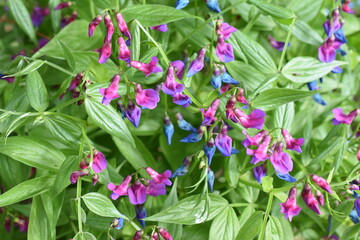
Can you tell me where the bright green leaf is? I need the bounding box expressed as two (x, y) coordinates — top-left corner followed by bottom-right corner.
(26, 70), (49, 112)
(82, 192), (126, 218)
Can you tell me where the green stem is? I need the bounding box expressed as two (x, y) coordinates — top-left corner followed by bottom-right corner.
(229, 203), (265, 209)
(243, 12), (261, 34)
(258, 193), (274, 240)
(76, 179), (83, 239)
(48, 95), (85, 112)
(277, 17), (296, 72)
(239, 177), (262, 189)
(44, 60), (75, 76)
(44, 112), (86, 124)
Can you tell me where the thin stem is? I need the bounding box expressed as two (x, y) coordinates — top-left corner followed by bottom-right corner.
(44, 112), (86, 124)
(229, 203), (266, 209)
(76, 179), (83, 239)
(243, 12), (261, 34)
(48, 95), (85, 112)
(239, 177), (262, 190)
(277, 17), (296, 72)
(258, 193), (274, 240)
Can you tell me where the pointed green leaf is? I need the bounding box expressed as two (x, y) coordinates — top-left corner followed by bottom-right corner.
(82, 192), (126, 219)
(249, 0), (295, 24)
(26, 70), (49, 112)
(209, 206), (239, 240)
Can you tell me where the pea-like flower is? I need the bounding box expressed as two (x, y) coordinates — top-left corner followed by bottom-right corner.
(216, 20), (237, 40)
(115, 13), (131, 39)
(270, 142), (293, 174)
(302, 184), (321, 215)
(253, 163), (267, 183)
(216, 36), (234, 63)
(247, 135), (271, 164)
(201, 99), (220, 126)
(99, 75), (120, 105)
(117, 37), (131, 64)
(162, 66), (185, 96)
(91, 150), (108, 173)
(234, 108), (266, 129)
(186, 47), (206, 77)
(280, 187), (302, 221)
(150, 24), (168, 32)
(311, 174), (333, 194)
(125, 101), (141, 127)
(332, 108), (360, 125)
(205, 0), (221, 13)
(281, 129), (304, 153)
(135, 84), (160, 109)
(88, 15), (102, 37)
(131, 56), (163, 77)
(98, 41), (112, 64)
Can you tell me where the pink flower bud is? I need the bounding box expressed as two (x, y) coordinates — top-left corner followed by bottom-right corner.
(115, 13), (131, 39)
(98, 41), (112, 64)
(104, 14), (114, 42)
(280, 187), (301, 221)
(88, 15), (102, 37)
(311, 174), (333, 194)
(159, 228), (173, 240)
(302, 184), (321, 215)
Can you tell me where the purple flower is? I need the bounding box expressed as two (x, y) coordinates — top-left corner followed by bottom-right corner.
(172, 93), (192, 107)
(91, 150), (107, 173)
(270, 142), (293, 174)
(175, 0), (189, 9)
(54, 2), (72, 10)
(355, 198), (360, 217)
(280, 187), (302, 221)
(210, 67), (222, 89)
(162, 66), (185, 96)
(170, 60), (185, 79)
(186, 47), (206, 77)
(208, 169), (215, 192)
(133, 230), (143, 240)
(145, 167), (172, 186)
(125, 101), (141, 127)
(332, 108), (360, 125)
(247, 135), (271, 164)
(302, 184), (321, 215)
(323, 9), (341, 36)
(204, 138), (216, 165)
(159, 228), (173, 240)
(88, 15), (102, 37)
(234, 108), (266, 129)
(0, 74), (14, 83)
(115, 13), (131, 39)
(70, 169), (89, 184)
(205, 0), (221, 13)
(14, 216), (29, 232)
(92, 174), (99, 186)
(128, 181), (147, 205)
(163, 116), (174, 145)
(4, 217), (11, 232)
(315, 190), (324, 206)
(235, 88), (248, 105)
(98, 41), (112, 64)
(318, 36), (343, 63)
(117, 37), (131, 64)
(135, 205), (146, 228)
(176, 113), (196, 132)
(268, 35), (287, 51)
(104, 14), (114, 42)
(107, 175), (132, 200)
(215, 125), (234, 157)
(253, 163), (267, 183)
(201, 99), (220, 125)
(242, 130), (267, 148)
(171, 156), (191, 177)
(31, 6), (49, 27)
(99, 75), (120, 105)
(216, 20), (237, 40)
(181, 126), (205, 143)
(68, 73), (83, 92)
(281, 129), (304, 153)
(135, 84), (160, 109)
(216, 36), (234, 63)
(146, 180), (166, 196)
(150, 24), (168, 32)
(131, 56), (163, 77)
(342, 0), (355, 14)
(311, 174), (333, 194)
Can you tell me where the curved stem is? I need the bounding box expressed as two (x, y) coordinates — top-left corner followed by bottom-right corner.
(76, 179), (83, 239)
(258, 193), (274, 240)
(277, 17), (296, 72)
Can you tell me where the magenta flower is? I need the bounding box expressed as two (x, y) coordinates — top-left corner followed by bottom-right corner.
(323, 10), (341, 36)
(318, 36), (343, 63)
(235, 88), (248, 105)
(99, 75), (120, 105)
(117, 37), (131, 64)
(68, 73), (83, 92)
(332, 108), (360, 125)
(128, 181), (147, 205)
(171, 60), (185, 79)
(91, 150), (107, 173)
(302, 184), (321, 215)
(315, 190), (325, 206)
(247, 135), (271, 164)
(131, 56), (163, 77)
(107, 175), (132, 200)
(253, 163), (267, 183)
(146, 180), (166, 196)
(14, 216), (29, 232)
(311, 175), (333, 194)
(216, 20), (237, 40)
(88, 15), (102, 37)
(268, 35), (287, 51)
(31, 6), (49, 27)
(342, 0), (355, 14)
(162, 66), (185, 96)
(159, 228), (173, 240)
(0, 75), (14, 83)
(98, 41), (112, 64)
(150, 24), (168, 32)
(135, 84), (160, 109)
(70, 169), (89, 184)
(269, 142), (293, 174)
(125, 101), (141, 127)
(281, 129), (304, 153)
(355, 198), (360, 217)
(186, 47), (206, 77)
(172, 93), (192, 107)
(133, 230), (143, 240)
(216, 36), (234, 63)
(201, 99), (220, 125)
(280, 187), (302, 221)
(215, 125), (233, 157)
(115, 13), (131, 39)
(104, 14), (114, 42)
(145, 167), (172, 186)
(54, 2), (72, 10)
(242, 130), (267, 148)
(234, 108), (266, 129)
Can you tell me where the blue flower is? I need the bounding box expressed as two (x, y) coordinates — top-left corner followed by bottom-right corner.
(175, 0), (189, 9)
(208, 169), (215, 192)
(205, 0), (221, 13)
(163, 116), (174, 145)
(204, 138), (216, 165)
(276, 173), (296, 182)
(171, 157), (191, 178)
(135, 205), (147, 228)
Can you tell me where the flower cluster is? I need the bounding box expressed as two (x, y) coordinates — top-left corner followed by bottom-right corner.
(210, 65), (239, 91)
(61, 72), (90, 105)
(131, 227), (173, 240)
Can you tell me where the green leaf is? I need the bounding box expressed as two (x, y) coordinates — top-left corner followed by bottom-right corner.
(74, 232), (97, 240)
(93, 0), (116, 9)
(52, 156), (79, 196)
(342, 224), (360, 240)
(330, 200), (354, 234)
(85, 97), (134, 145)
(58, 40), (76, 71)
(282, 57), (347, 83)
(49, 0), (61, 32)
(113, 135), (157, 174)
(248, 0), (295, 24)
(8, 0), (37, 43)
(264, 216), (284, 240)
(8, 60), (45, 77)
(82, 192), (126, 218)
(274, 102), (294, 131)
(0, 136), (65, 170)
(310, 138), (343, 166)
(229, 31), (277, 74)
(287, 0), (323, 22)
(121, 5), (200, 27)
(262, 176), (273, 193)
(235, 211), (263, 240)
(225, 154), (240, 187)
(252, 88), (318, 111)
(144, 194), (228, 224)
(0, 176), (54, 207)
(28, 196), (50, 240)
(209, 206), (239, 240)
(26, 70), (49, 112)
(0, 154), (30, 188)
(251, 74), (279, 98)
(130, 21), (141, 62)
(44, 114), (82, 145)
